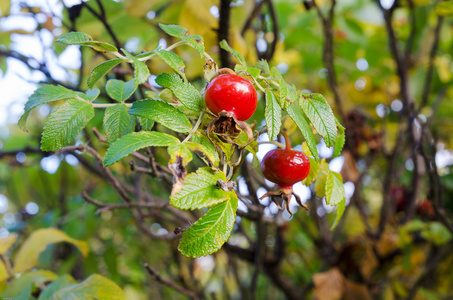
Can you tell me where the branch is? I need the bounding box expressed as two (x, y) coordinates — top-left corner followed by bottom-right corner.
(218, 0), (232, 68)
(263, 0), (279, 62)
(241, 0), (266, 36)
(144, 263), (199, 299)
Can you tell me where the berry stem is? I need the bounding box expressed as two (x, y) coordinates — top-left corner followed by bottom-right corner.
(282, 132), (291, 150)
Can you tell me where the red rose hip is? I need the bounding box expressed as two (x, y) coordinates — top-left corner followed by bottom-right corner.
(204, 74), (258, 121)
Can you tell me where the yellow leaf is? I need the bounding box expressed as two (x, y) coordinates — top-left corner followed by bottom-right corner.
(125, 0), (161, 17)
(179, 0), (217, 36)
(282, 115), (297, 136)
(435, 56), (452, 83)
(313, 268), (344, 300)
(0, 0), (11, 17)
(0, 234), (17, 254)
(14, 228), (88, 273)
(0, 260), (9, 282)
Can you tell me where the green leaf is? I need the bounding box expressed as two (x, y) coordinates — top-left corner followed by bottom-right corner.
(105, 79), (137, 102)
(314, 160), (329, 198)
(167, 143), (193, 165)
(185, 141), (219, 167)
(87, 59), (123, 89)
(14, 228), (88, 273)
(333, 123), (345, 158)
(13, 283), (32, 300)
(435, 1), (453, 16)
(122, 48), (150, 85)
(325, 171), (346, 230)
(255, 59), (270, 74)
(170, 167), (232, 210)
(103, 104), (135, 144)
(301, 93), (337, 147)
(265, 91), (282, 141)
(178, 193), (238, 258)
(38, 275), (76, 300)
(129, 99), (191, 133)
(155, 49), (187, 81)
(155, 73), (204, 112)
(41, 99), (95, 151)
(103, 131), (180, 166)
(0, 233), (17, 254)
(302, 156), (320, 186)
(3, 270), (58, 298)
(139, 117), (154, 131)
(286, 104), (319, 161)
(158, 24), (205, 57)
(191, 132), (220, 166)
(219, 40), (246, 66)
(56, 32), (118, 52)
(19, 84), (78, 131)
(85, 89), (100, 101)
(421, 222), (453, 246)
(52, 274), (126, 300)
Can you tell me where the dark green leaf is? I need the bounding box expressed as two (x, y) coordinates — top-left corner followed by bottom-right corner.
(301, 93), (337, 147)
(129, 99), (191, 133)
(103, 104), (135, 144)
(105, 79), (137, 102)
(122, 48), (150, 85)
(139, 118), (154, 131)
(178, 193), (238, 258)
(103, 131), (180, 166)
(19, 84), (78, 131)
(170, 167), (232, 210)
(155, 49), (186, 81)
(286, 104), (319, 161)
(87, 59), (123, 89)
(155, 73), (204, 112)
(219, 40), (246, 66)
(265, 91), (282, 141)
(56, 32), (118, 52)
(41, 99), (94, 151)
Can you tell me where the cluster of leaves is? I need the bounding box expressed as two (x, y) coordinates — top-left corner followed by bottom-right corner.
(18, 24), (345, 258)
(0, 229), (126, 299)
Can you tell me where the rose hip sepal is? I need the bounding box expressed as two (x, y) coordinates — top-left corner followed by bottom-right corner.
(260, 135), (311, 216)
(205, 72), (257, 146)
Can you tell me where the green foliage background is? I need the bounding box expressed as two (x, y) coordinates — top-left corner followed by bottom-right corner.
(1, 0), (453, 299)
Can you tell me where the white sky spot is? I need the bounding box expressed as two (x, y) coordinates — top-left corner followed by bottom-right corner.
(196, 255), (215, 272)
(405, 158), (414, 171)
(257, 187), (269, 205)
(344, 181), (355, 199)
(125, 37), (140, 53)
(65, 154), (79, 166)
(237, 177), (249, 196)
(276, 63), (289, 74)
(16, 152), (26, 163)
(376, 103), (387, 118)
(356, 58), (369, 71)
(209, 5), (219, 18)
(317, 206), (326, 217)
(391, 99), (403, 112)
(3, 212), (16, 228)
(158, 38), (167, 49)
(318, 138), (333, 159)
(256, 38), (267, 52)
(25, 202), (39, 215)
(0, 228), (10, 238)
(146, 11), (156, 20)
(436, 149), (453, 168)
(329, 156), (344, 173)
(318, 68), (328, 79)
(354, 77), (366, 90)
(148, 74), (162, 88)
(58, 46), (82, 69)
(0, 194), (8, 214)
(380, 0), (395, 9)
(237, 200), (248, 212)
(40, 155), (61, 174)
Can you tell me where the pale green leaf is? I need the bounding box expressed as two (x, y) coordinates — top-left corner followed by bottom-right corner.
(314, 160), (329, 198)
(0, 260), (9, 282)
(41, 99), (95, 151)
(302, 156), (320, 186)
(185, 141), (219, 167)
(0, 233), (17, 254)
(87, 59), (123, 89)
(265, 91), (282, 141)
(103, 131), (180, 166)
(103, 104), (135, 144)
(85, 89), (100, 101)
(122, 48), (150, 85)
(155, 49), (186, 81)
(3, 270), (58, 298)
(19, 84), (78, 131)
(105, 79), (137, 102)
(129, 99), (191, 133)
(13, 283), (32, 300)
(167, 143), (193, 166)
(301, 93), (337, 147)
(325, 171), (345, 206)
(56, 32), (118, 52)
(333, 123), (345, 158)
(331, 200), (345, 230)
(14, 228), (88, 273)
(158, 24), (205, 57)
(286, 104), (319, 161)
(170, 167), (231, 210)
(191, 132), (220, 167)
(178, 193), (238, 258)
(52, 274), (126, 300)
(219, 40), (246, 66)
(155, 73), (204, 112)
(39, 275), (76, 300)
(435, 1), (453, 16)
(255, 59), (270, 74)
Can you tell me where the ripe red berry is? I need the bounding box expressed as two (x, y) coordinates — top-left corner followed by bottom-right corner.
(259, 134), (311, 216)
(261, 148), (310, 190)
(204, 74), (258, 121)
